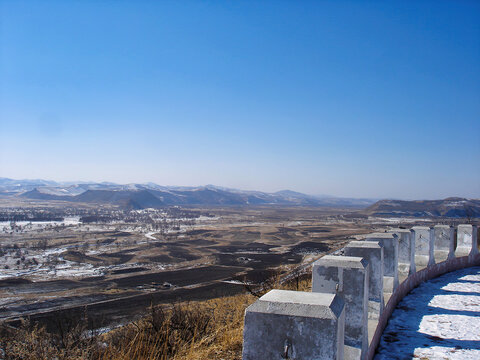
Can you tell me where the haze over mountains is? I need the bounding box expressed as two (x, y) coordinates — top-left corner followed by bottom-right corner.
(0, 178), (375, 208)
(1, 178), (478, 217)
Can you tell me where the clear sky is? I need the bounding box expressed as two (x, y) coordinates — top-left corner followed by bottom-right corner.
(1, 1), (479, 199)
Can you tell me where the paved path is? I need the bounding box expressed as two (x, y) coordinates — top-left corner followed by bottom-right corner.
(375, 266), (480, 360)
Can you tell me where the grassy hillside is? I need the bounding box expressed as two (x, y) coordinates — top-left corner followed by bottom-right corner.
(0, 275), (312, 360)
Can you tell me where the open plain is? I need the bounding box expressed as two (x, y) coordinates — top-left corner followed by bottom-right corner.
(0, 198), (450, 332)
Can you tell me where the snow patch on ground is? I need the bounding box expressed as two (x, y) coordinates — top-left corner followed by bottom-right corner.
(376, 266), (480, 360)
(144, 232), (158, 240)
(441, 280), (480, 293)
(460, 274), (480, 281)
(429, 294), (480, 312)
(0, 297), (22, 306)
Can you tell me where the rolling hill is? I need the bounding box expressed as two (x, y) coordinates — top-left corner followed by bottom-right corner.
(1, 178), (376, 209)
(5, 178), (478, 216)
(363, 198), (480, 218)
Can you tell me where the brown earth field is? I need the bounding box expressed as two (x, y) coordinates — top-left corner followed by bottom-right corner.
(0, 206), (425, 331)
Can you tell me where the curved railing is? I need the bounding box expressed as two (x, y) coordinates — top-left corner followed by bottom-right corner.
(242, 224), (479, 360)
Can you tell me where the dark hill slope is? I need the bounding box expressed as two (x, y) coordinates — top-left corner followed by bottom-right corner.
(172, 188), (253, 205)
(363, 198), (480, 218)
(75, 190), (164, 209)
(20, 189), (72, 201)
(17, 184), (376, 209)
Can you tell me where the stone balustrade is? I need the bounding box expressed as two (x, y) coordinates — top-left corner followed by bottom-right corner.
(312, 255), (369, 360)
(433, 225), (455, 261)
(344, 241), (383, 321)
(388, 228), (415, 277)
(242, 290), (345, 360)
(412, 226), (435, 268)
(242, 223), (480, 360)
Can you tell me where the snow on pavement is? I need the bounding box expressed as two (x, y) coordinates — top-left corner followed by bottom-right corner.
(376, 266), (480, 360)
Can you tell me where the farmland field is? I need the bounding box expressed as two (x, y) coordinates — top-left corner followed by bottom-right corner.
(0, 201), (434, 331)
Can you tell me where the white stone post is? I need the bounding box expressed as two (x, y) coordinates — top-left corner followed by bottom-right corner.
(389, 229), (415, 277)
(433, 225), (455, 261)
(365, 233), (399, 293)
(344, 241), (384, 319)
(242, 290), (345, 360)
(455, 224), (479, 257)
(312, 255), (369, 360)
(429, 227), (436, 265)
(412, 226), (434, 268)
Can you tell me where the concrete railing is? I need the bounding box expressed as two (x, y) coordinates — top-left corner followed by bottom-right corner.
(242, 224), (479, 360)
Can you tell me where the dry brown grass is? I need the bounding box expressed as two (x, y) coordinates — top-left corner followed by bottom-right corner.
(0, 275), (311, 360)
(98, 293), (254, 360)
(0, 317), (102, 360)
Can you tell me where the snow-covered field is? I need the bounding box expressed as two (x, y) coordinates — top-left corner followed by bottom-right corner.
(0, 248), (104, 280)
(0, 211), (210, 280)
(0, 217), (81, 233)
(376, 266), (480, 359)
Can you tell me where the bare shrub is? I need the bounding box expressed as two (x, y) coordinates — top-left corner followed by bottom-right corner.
(0, 273), (312, 360)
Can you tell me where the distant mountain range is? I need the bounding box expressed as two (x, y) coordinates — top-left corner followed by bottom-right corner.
(0, 178), (376, 209)
(362, 198), (480, 218)
(2, 178), (478, 217)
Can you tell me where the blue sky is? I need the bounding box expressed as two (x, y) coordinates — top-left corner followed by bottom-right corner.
(1, 1), (479, 199)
